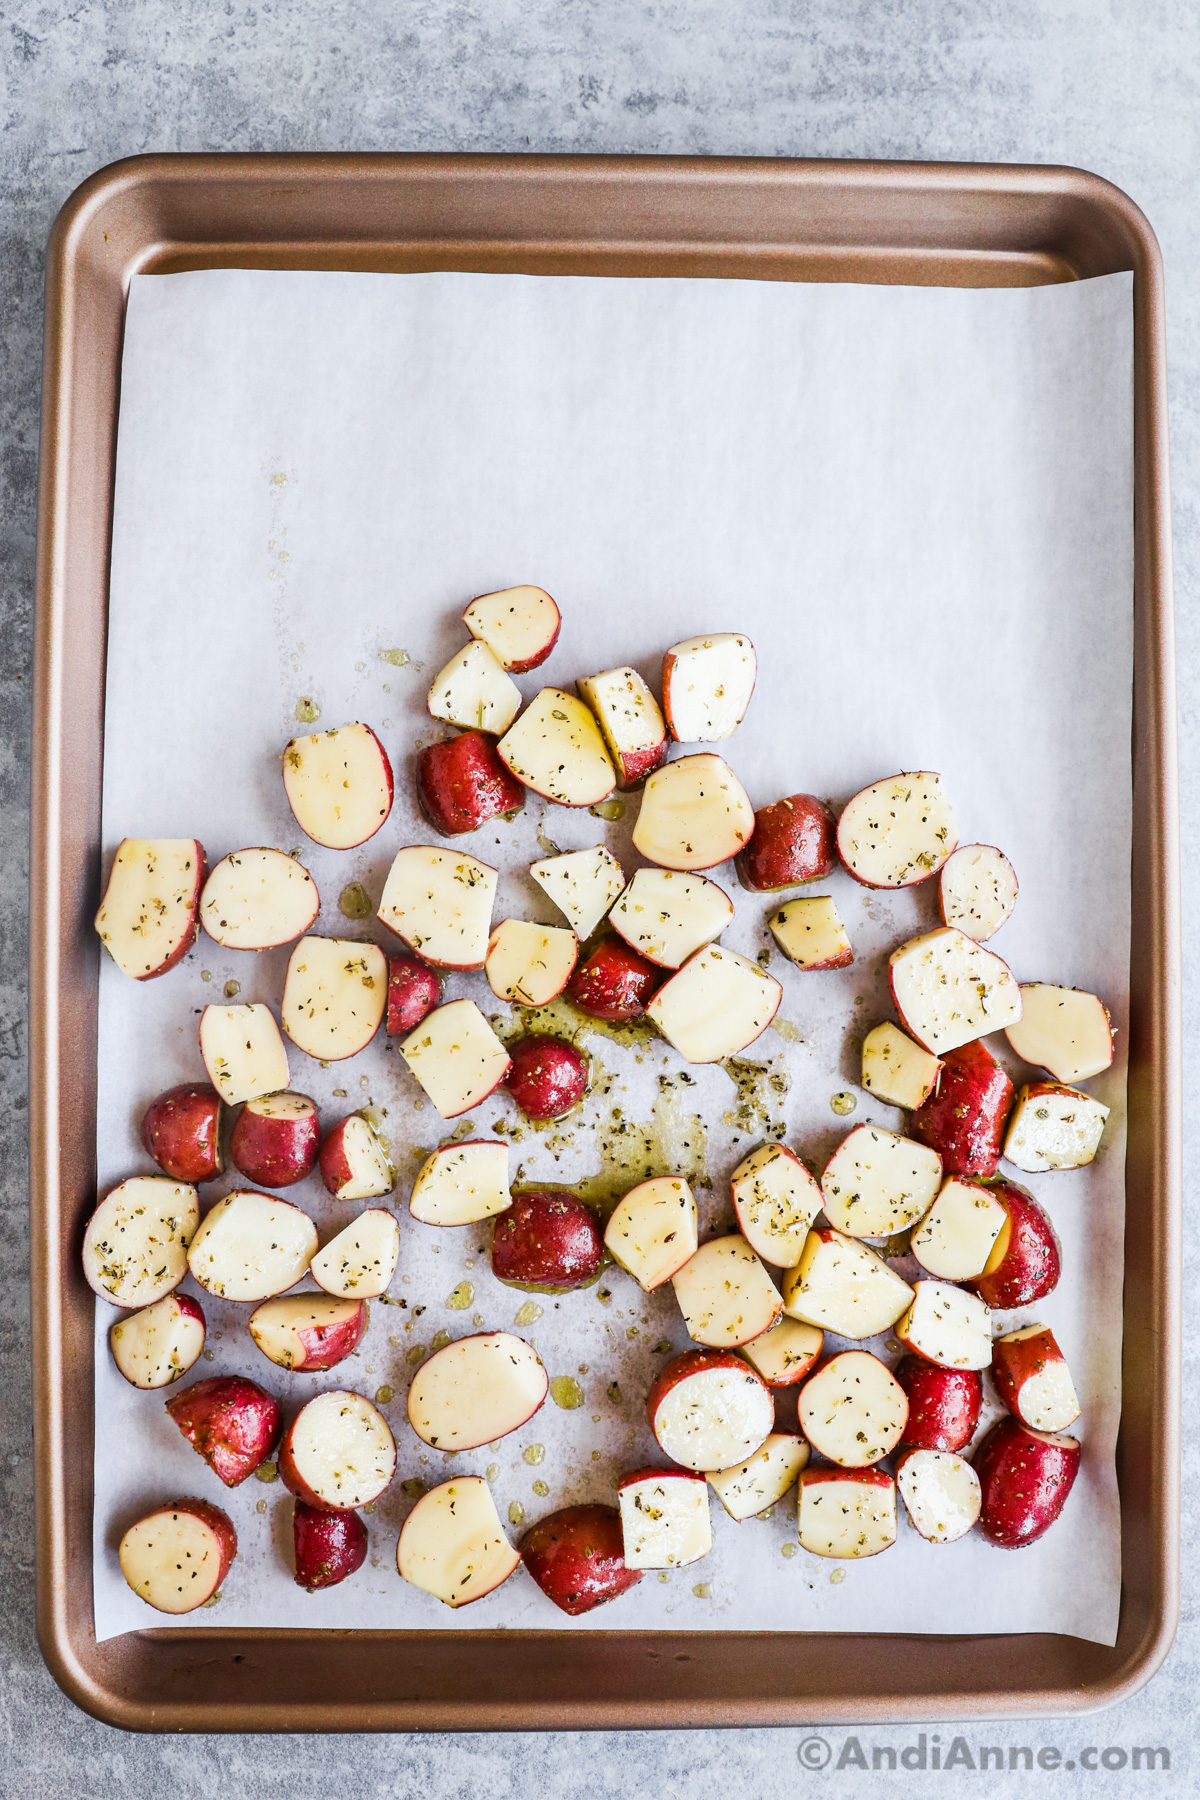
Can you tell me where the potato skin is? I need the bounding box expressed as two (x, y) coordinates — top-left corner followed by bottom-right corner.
(165, 1374), (281, 1487)
(293, 1500), (368, 1590)
(736, 794), (836, 892)
(893, 1355), (982, 1452)
(386, 952), (442, 1035)
(231, 1096), (320, 1188)
(973, 1415), (1080, 1547)
(964, 1179), (1061, 1309)
(141, 1083), (224, 1183)
(491, 1189), (604, 1289)
(417, 730), (525, 836)
(520, 1503), (642, 1615)
(503, 1034), (589, 1120)
(566, 937), (664, 1022)
(909, 1040), (1014, 1177)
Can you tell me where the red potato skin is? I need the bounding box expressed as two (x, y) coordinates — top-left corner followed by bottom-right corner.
(973, 1415), (1081, 1547)
(491, 1189), (604, 1289)
(386, 952), (442, 1035)
(566, 937), (664, 1022)
(617, 1463), (707, 1495)
(736, 794), (836, 892)
(520, 1503), (643, 1615)
(646, 1348), (770, 1438)
(964, 1178), (1061, 1309)
(318, 1114), (392, 1200)
(612, 739), (668, 789)
(141, 1083), (224, 1183)
(503, 1034), (589, 1120)
(800, 1464), (893, 1494)
(991, 1327), (1070, 1427)
(416, 730), (525, 837)
(909, 1040), (1015, 1177)
(293, 1500), (368, 1589)
(230, 1095), (320, 1188)
(252, 1298), (369, 1372)
(165, 1375), (282, 1487)
(893, 1356), (982, 1452)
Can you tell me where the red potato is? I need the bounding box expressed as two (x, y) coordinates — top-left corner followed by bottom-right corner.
(279, 1390), (397, 1511)
(798, 1351), (908, 1467)
(647, 1348), (775, 1472)
(617, 1467), (712, 1569)
(109, 1292), (206, 1390)
(485, 917), (578, 1006)
(1003, 1081), (1110, 1173)
(231, 1091), (320, 1188)
(661, 634), (757, 742)
(491, 1189), (604, 1289)
(859, 1022), (942, 1111)
(736, 793), (836, 891)
(94, 837), (206, 979)
(608, 867), (733, 969)
(603, 1175), (698, 1291)
(464, 584), (561, 672)
(781, 1227), (914, 1340)
(496, 688), (616, 808)
(896, 1447), (982, 1543)
(796, 1466), (897, 1559)
(249, 1294), (368, 1372)
(964, 1178), (1061, 1309)
(398, 1475), (522, 1606)
(1005, 983), (1114, 1083)
(566, 936), (664, 1022)
(973, 1415), (1081, 1548)
(730, 1144), (823, 1268)
(386, 952), (442, 1035)
(377, 845), (498, 970)
(910, 1176), (1008, 1281)
(577, 666), (669, 788)
(427, 639), (521, 736)
(706, 1432), (810, 1521)
(281, 936), (387, 1061)
(909, 1039), (1015, 1178)
(82, 1176), (200, 1309)
(319, 1112), (395, 1200)
(119, 1497), (237, 1614)
(820, 1124), (942, 1238)
(647, 945), (782, 1064)
(186, 1189), (318, 1302)
(671, 1234), (783, 1348)
(417, 729), (526, 837)
(632, 753), (755, 872)
(530, 844), (626, 940)
(199, 1001), (291, 1107)
(141, 1083), (224, 1183)
(309, 1209), (401, 1298)
(401, 999), (513, 1118)
(894, 1355), (982, 1452)
(407, 1332), (547, 1452)
(991, 1324), (1081, 1432)
(889, 927), (1022, 1057)
(520, 1503), (643, 1615)
(199, 847), (320, 951)
(740, 1316), (823, 1387)
(769, 894), (853, 970)
(938, 843), (1018, 942)
(503, 1033), (589, 1120)
(293, 1500), (368, 1591)
(165, 1374), (281, 1487)
(895, 1280), (993, 1371)
(282, 722), (393, 850)
(836, 772), (957, 889)
(409, 1139), (511, 1227)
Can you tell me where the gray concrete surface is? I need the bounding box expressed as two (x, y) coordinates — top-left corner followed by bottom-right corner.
(2, 1), (1196, 1793)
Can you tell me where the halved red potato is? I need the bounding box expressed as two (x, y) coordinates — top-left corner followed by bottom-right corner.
(798, 1350), (908, 1467)
(796, 1466), (896, 1558)
(603, 1176), (698, 1290)
(896, 1448), (982, 1543)
(416, 730), (526, 837)
(187, 1189), (318, 1301)
(632, 753), (755, 871)
(409, 1139), (511, 1227)
(609, 867), (733, 969)
(199, 1002), (290, 1107)
(281, 936), (387, 1061)
(165, 1374), (281, 1486)
(427, 639), (521, 735)
(617, 1467), (712, 1569)
(671, 1235), (782, 1348)
(1003, 1081), (1110, 1172)
(889, 927), (1022, 1055)
(141, 1083), (224, 1184)
(282, 722), (393, 849)
(893, 1355), (982, 1452)
(485, 917), (578, 1005)
(577, 666), (669, 788)
(319, 1112), (395, 1200)
(836, 772), (957, 889)
(94, 837), (205, 979)
(1005, 984), (1114, 1082)
(736, 793), (836, 892)
(769, 894), (853, 971)
(496, 688), (616, 807)
(407, 1331), (548, 1452)
(707, 1432), (810, 1521)
(250, 1294), (367, 1372)
(401, 999), (513, 1119)
(309, 1209), (401, 1298)
(647, 945), (781, 1063)
(566, 936), (664, 1022)
(109, 1292), (206, 1389)
(647, 1348), (775, 1471)
(910, 1176), (1008, 1280)
(199, 847), (320, 950)
(938, 843), (1018, 942)
(279, 1390), (397, 1511)
(386, 952), (443, 1035)
(895, 1279), (993, 1370)
(491, 1189), (604, 1289)
(463, 584), (561, 672)
(910, 1040), (1014, 1178)
(293, 1500), (368, 1591)
(398, 1476), (522, 1606)
(820, 1125), (942, 1238)
(119, 1497), (237, 1614)
(781, 1228), (913, 1340)
(974, 1415), (1081, 1548)
(377, 846), (498, 969)
(520, 1503), (643, 1615)
(991, 1324), (1081, 1432)
(661, 634), (757, 742)
(730, 1144), (822, 1268)
(503, 1033), (588, 1120)
(963, 1178), (1061, 1309)
(231, 1091), (320, 1188)
(83, 1177), (200, 1308)
(740, 1316), (823, 1387)
(860, 1023), (942, 1111)
(529, 844), (625, 939)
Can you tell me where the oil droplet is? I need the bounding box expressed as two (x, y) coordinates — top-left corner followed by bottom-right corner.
(338, 881), (372, 919)
(472, 1312), (484, 1326)
(830, 1567), (846, 1584)
(531, 1479), (550, 1497)
(255, 1461), (278, 1484)
(405, 1345), (425, 1365)
(294, 696), (321, 723)
(355, 661), (365, 672)
(431, 1329), (452, 1351)
(550, 1376), (584, 1410)
(591, 1448), (602, 1460)
(486, 1462), (500, 1481)
(374, 1385), (394, 1405)
(256, 1499), (267, 1515)
(508, 1501), (525, 1525)
(514, 1301), (543, 1327)
(692, 1582), (711, 1599)
(401, 1478), (426, 1498)
(607, 1381), (622, 1405)
(447, 1118), (477, 1142)
(223, 978), (240, 999)
(523, 1444), (545, 1466)
(830, 1090), (857, 1116)
(201, 1590), (222, 1607)
(657, 1571), (670, 1584)
(626, 1326), (639, 1340)
(200, 969), (212, 982)
(781, 1542), (798, 1559)
(446, 1282), (474, 1310)
(770, 1016), (804, 1044)
(589, 798), (626, 821)
(378, 647), (411, 667)
(535, 824), (561, 856)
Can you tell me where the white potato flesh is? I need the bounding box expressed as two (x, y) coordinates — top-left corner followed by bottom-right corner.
(910, 1177), (1008, 1279)
(620, 1473), (711, 1569)
(782, 1230), (914, 1339)
(187, 1189), (318, 1301)
(769, 895), (853, 970)
(577, 666), (667, 782)
(427, 640), (521, 735)
(670, 1235), (782, 1348)
(740, 1316), (823, 1386)
(94, 837), (204, 979)
(310, 1210), (401, 1298)
(199, 1002), (291, 1106)
(647, 945), (782, 1063)
(496, 688), (615, 807)
(632, 753), (755, 871)
(83, 1177), (200, 1308)
(463, 585), (560, 671)
(109, 1294), (205, 1388)
(821, 1125), (942, 1239)
(1003, 1083), (1110, 1172)
(650, 1364), (775, 1471)
(199, 848), (319, 951)
(837, 772), (958, 888)
(282, 722), (392, 850)
(889, 927), (1022, 1055)
(397, 1476), (521, 1607)
(327, 1114), (394, 1200)
(860, 1022), (942, 1110)
(662, 634), (757, 741)
(400, 999), (512, 1119)
(996, 1324), (1082, 1431)
(797, 1351), (908, 1467)
(407, 1332), (547, 1451)
(1005, 984), (1114, 1082)
(797, 1472), (897, 1558)
(249, 1294), (364, 1368)
(707, 1433), (810, 1521)
(281, 936), (387, 1061)
(378, 846), (498, 969)
(485, 917), (578, 1005)
(603, 1176), (698, 1290)
(938, 843), (1018, 942)
(730, 1145), (822, 1268)
(119, 1507), (229, 1613)
(609, 868), (733, 969)
(897, 1450), (981, 1543)
(287, 1390), (396, 1508)
(409, 1140), (512, 1226)
(896, 1280), (993, 1370)
(529, 844), (625, 940)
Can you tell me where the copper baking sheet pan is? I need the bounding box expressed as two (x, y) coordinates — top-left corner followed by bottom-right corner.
(31, 153), (1180, 1732)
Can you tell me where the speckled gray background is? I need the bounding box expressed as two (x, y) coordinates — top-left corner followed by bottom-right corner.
(3, 2), (1196, 1793)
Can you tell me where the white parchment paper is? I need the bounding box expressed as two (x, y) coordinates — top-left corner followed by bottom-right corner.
(93, 267), (1133, 1644)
